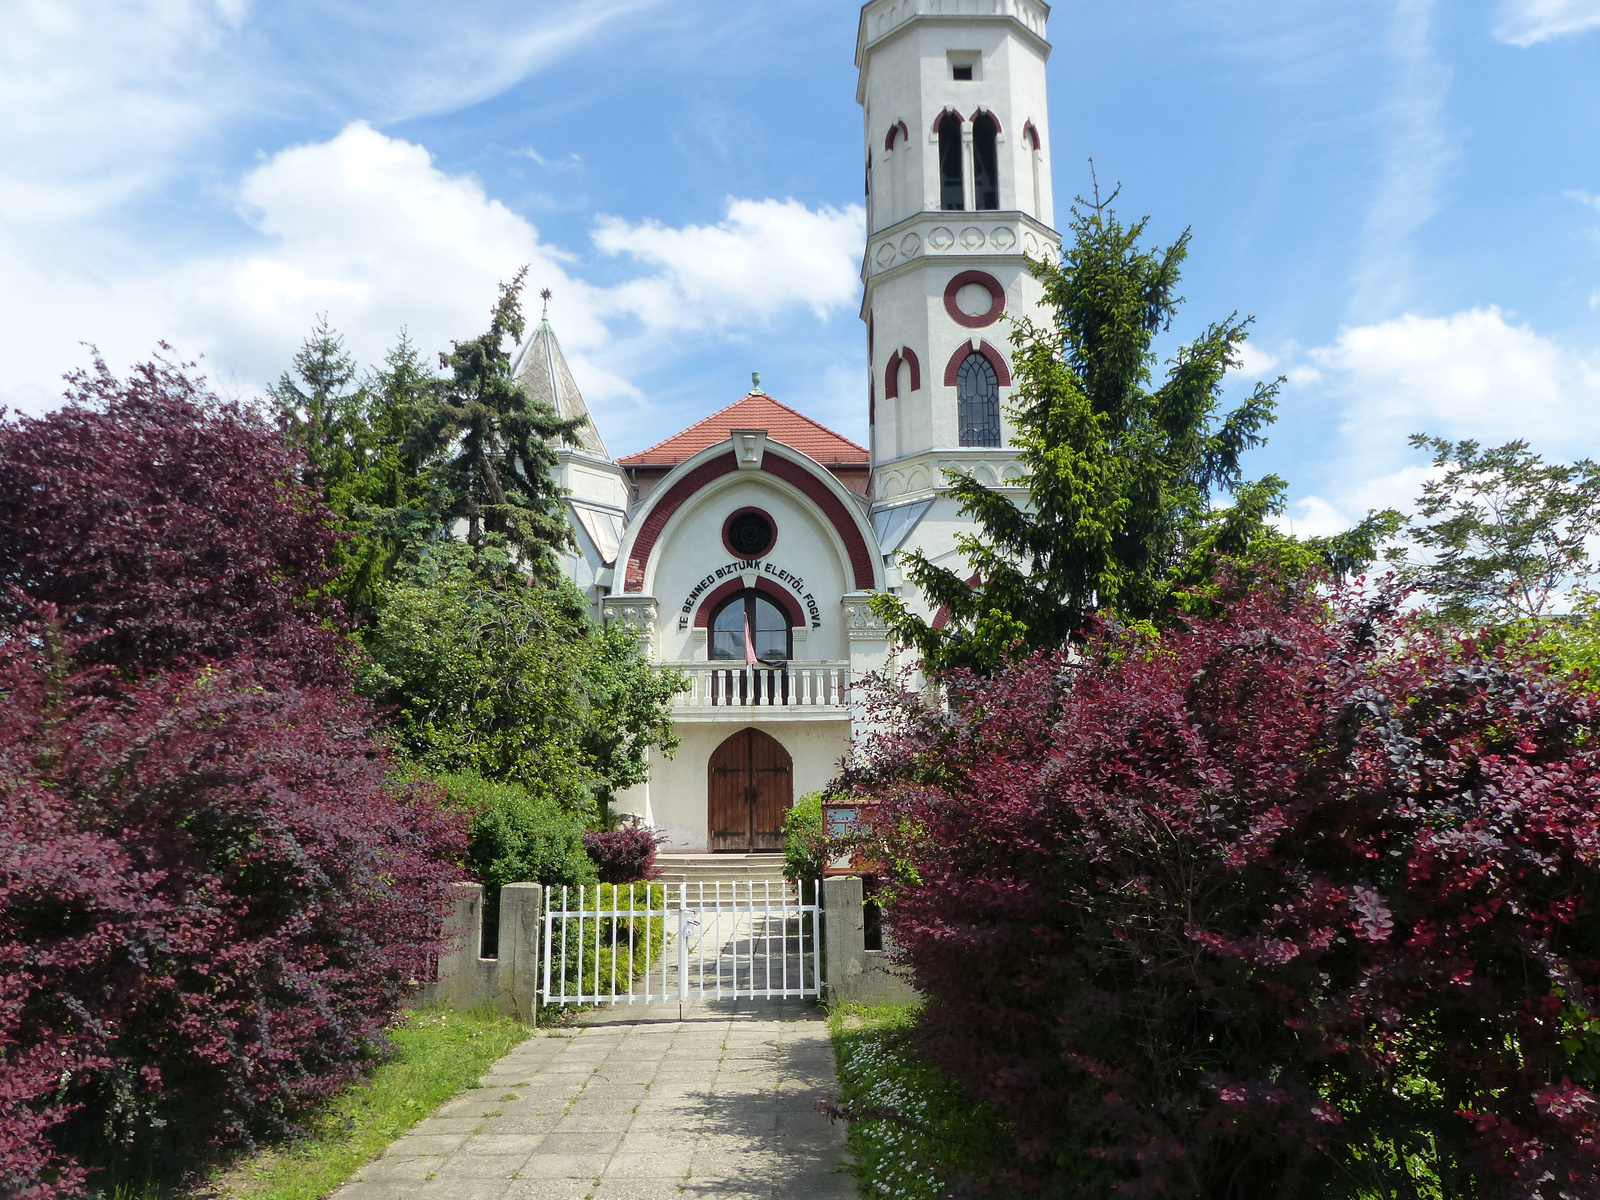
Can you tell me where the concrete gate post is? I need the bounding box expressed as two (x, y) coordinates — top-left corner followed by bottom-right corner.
(495, 883), (543, 1020)
(822, 875), (919, 1006)
(419, 880), (542, 1020)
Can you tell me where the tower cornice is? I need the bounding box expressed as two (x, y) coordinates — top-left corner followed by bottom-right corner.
(857, 209), (1061, 315)
(856, 0), (1051, 102)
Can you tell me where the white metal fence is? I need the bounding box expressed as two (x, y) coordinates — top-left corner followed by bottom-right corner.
(540, 880), (822, 1005)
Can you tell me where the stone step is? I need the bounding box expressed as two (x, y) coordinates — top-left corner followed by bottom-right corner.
(653, 853), (787, 884)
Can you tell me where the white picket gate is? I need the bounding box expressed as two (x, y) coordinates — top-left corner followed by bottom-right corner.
(540, 880), (822, 1005)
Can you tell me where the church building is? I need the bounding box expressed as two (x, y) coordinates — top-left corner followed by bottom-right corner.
(516, 0), (1059, 852)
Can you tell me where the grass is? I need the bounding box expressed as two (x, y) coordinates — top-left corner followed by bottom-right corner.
(827, 1002), (1012, 1200)
(108, 1005), (533, 1200)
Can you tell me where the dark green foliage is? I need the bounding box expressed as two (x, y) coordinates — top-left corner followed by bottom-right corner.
(1398, 435), (1600, 628)
(271, 323), (440, 620)
(431, 773), (596, 896)
(873, 190), (1397, 674)
(415, 269), (581, 578)
(272, 277), (684, 814)
(359, 540), (681, 808)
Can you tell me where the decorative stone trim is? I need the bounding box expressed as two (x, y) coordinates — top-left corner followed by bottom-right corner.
(842, 591), (890, 641)
(730, 429), (769, 471)
(861, 211), (1059, 280)
(602, 596), (659, 654)
(622, 448), (879, 593)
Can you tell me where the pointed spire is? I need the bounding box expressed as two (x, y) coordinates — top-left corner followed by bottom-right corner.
(511, 290), (609, 459)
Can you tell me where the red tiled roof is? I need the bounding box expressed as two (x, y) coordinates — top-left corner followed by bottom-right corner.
(615, 392), (869, 469)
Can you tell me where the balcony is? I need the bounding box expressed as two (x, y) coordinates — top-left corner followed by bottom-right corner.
(670, 661), (851, 721)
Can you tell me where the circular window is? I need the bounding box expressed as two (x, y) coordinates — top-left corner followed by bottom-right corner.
(723, 508), (777, 558)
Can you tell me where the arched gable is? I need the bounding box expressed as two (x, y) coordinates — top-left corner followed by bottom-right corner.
(616, 441), (881, 595)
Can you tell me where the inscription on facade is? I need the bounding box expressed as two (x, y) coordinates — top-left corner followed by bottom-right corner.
(678, 558), (824, 630)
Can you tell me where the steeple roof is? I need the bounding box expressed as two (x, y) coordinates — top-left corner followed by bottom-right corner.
(616, 390), (868, 470)
(512, 295), (608, 459)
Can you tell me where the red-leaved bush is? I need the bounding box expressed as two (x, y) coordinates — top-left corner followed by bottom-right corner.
(0, 360), (463, 1196)
(846, 583), (1600, 1198)
(0, 626), (463, 1196)
(583, 825), (664, 884)
(0, 353), (346, 679)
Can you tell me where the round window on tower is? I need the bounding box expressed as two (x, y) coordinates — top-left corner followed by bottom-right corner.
(723, 508), (777, 559)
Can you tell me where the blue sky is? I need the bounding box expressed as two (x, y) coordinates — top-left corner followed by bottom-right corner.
(3, 0), (1598, 535)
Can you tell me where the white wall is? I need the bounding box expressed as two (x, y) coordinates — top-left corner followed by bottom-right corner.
(645, 471), (858, 665)
(616, 720), (853, 852)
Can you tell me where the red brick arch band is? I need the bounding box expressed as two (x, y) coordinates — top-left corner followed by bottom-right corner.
(622, 451), (877, 592)
(691, 576), (806, 630)
(943, 270), (1006, 329)
(944, 340), (1012, 387)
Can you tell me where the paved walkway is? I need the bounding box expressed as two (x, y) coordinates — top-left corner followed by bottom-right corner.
(335, 1001), (854, 1200)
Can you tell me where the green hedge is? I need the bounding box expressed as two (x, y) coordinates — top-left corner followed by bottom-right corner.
(544, 883), (668, 1002)
(783, 791), (827, 886)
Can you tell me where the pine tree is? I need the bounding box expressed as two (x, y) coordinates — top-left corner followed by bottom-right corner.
(419, 270), (580, 578)
(874, 190), (1395, 675)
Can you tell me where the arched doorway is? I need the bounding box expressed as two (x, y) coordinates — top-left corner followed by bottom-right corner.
(708, 727), (792, 851)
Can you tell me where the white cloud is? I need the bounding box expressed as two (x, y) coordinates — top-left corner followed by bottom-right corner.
(0, 0), (250, 221)
(1282, 307), (1600, 535)
(0, 124), (866, 434)
(1232, 340), (1281, 378)
(592, 199), (865, 333)
(1309, 307), (1600, 448)
(180, 122), (601, 387)
(279, 0), (665, 125)
(1494, 0), (1600, 46)
(1282, 466), (1435, 539)
(0, 0), (660, 225)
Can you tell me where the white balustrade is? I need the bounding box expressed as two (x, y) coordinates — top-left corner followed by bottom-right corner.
(670, 661), (851, 710)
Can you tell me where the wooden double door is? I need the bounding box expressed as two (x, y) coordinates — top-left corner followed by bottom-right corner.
(708, 727), (792, 851)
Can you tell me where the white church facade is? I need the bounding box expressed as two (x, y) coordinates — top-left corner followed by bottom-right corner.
(518, 0), (1060, 852)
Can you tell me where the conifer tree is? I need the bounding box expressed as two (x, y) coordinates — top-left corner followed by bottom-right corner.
(419, 269), (580, 579)
(874, 190), (1395, 675)
(273, 323), (442, 618)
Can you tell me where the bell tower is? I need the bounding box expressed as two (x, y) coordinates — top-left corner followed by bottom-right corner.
(857, 0), (1060, 517)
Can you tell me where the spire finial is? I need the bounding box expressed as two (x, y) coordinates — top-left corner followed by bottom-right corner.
(538, 288), (552, 327)
(751, 371), (763, 394)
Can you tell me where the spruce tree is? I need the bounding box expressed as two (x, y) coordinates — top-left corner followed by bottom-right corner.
(269, 314), (368, 507)
(874, 190), (1394, 675)
(419, 269), (580, 578)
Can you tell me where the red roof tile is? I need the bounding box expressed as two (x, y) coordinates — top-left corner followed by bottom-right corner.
(615, 392), (868, 469)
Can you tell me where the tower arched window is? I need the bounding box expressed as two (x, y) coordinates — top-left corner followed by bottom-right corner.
(937, 112), (964, 211)
(972, 112), (1000, 210)
(956, 352), (1001, 447)
(710, 592), (792, 662)
(1023, 122), (1042, 217)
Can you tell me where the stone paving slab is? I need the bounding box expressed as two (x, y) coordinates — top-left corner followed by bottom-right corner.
(337, 1000), (853, 1200)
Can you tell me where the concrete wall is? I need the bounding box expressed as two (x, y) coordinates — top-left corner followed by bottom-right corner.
(417, 881), (541, 1020)
(823, 875), (920, 1007)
